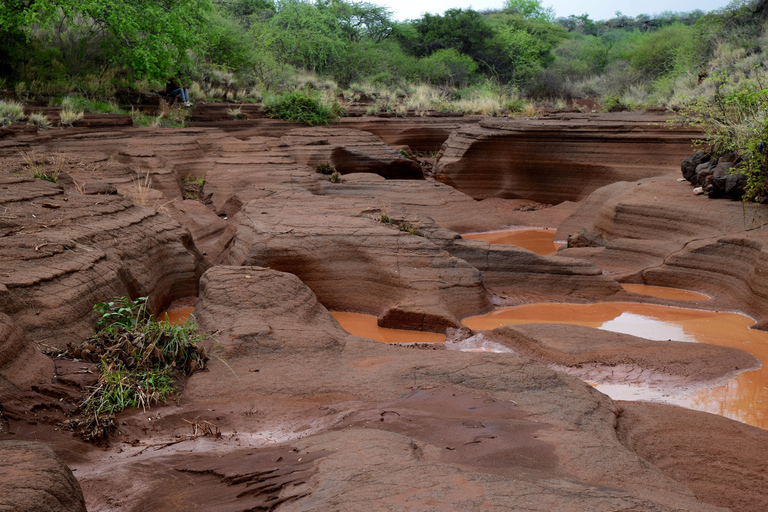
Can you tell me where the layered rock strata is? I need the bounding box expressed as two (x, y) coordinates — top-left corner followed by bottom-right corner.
(555, 176), (768, 326)
(435, 113), (700, 203)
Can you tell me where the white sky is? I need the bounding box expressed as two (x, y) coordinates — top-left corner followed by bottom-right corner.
(381, 0), (734, 21)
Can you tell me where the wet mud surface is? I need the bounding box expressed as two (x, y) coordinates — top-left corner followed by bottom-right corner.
(464, 302), (768, 428)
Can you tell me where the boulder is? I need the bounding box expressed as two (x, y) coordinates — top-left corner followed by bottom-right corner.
(681, 150), (710, 182)
(0, 441), (86, 512)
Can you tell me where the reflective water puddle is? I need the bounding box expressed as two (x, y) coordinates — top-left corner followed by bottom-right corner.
(621, 283), (709, 301)
(461, 228), (561, 255)
(462, 302), (768, 429)
(159, 306), (196, 325)
(331, 312), (445, 344)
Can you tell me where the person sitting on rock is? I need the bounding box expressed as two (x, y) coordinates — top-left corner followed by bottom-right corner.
(166, 75), (192, 107)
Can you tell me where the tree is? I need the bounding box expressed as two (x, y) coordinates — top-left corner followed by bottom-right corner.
(503, 0), (555, 23)
(0, 0), (213, 79)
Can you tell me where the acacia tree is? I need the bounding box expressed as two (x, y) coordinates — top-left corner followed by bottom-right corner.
(0, 0), (213, 79)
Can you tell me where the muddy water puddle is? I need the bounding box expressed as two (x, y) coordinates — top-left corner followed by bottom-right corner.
(331, 312), (445, 344)
(621, 283), (709, 301)
(463, 302), (768, 429)
(461, 228), (561, 255)
(159, 306), (196, 325)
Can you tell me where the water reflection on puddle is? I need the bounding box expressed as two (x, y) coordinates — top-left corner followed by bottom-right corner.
(461, 228), (561, 255)
(331, 312), (445, 344)
(159, 306), (196, 325)
(463, 302), (768, 429)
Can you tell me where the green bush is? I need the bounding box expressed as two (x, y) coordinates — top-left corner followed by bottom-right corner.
(262, 89), (344, 125)
(64, 296), (207, 440)
(682, 79), (768, 200)
(51, 95), (123, 114)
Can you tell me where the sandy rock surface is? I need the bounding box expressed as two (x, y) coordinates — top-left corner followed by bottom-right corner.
(0, 440), (86, 512)
(69, 266), (725, 511)
(435, 112), (700, 203)
(488, 323), (760, 388)
(1, 112), (766, 511)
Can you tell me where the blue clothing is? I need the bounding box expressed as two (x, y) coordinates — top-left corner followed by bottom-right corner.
(169, 87), (189, 102)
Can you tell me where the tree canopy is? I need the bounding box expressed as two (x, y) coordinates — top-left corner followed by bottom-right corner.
(0, 0), (213, 78)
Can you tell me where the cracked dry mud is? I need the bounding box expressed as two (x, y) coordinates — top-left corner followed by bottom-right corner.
(1, 111), (768, 512)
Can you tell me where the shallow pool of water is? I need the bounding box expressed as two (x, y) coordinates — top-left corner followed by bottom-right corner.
(331, 312), (446, 344)
(461, 228), (560, 255)
(463, 302), (768, 429)
(159, 306), (196, 325)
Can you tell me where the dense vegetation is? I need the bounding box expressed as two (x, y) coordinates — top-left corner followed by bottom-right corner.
(3, 0), (768, 193)
(0, 0), (765, 110)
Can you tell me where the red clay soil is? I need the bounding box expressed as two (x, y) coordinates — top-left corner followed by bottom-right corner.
(0, 110), (766, 510)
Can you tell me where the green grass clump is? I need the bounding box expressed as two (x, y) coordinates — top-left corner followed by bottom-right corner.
(262, 90), (345, 126)
(67, 296), (207, 441)
(51, 95), (123, 114)
(0, 100), (25, 126)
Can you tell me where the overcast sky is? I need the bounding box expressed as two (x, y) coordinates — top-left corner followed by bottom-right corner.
(380, 0), (734, 21)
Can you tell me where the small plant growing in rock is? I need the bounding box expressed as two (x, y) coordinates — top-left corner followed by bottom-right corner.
(400, 223), (419, 235)
(18, 149), (63, 182)
(183, 175), (205, 199)
(63, 296), (207, 442)
(227, 106), (243, 119)
(329, 170), (341, 183)
(377, 212), (393, 223)
(399, 149), (412, 159)
(315, 162), (335, 175)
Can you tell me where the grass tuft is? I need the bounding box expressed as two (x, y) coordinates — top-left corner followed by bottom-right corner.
(0, 100), (25, 126)
(64, 296), (207, 442)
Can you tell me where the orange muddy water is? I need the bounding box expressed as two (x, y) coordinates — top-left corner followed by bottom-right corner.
(159, 306), (196, 325)
(621, 283), (709, 301)
(461, 228), (560, 255)
(463, 302), (768, 429)
(331, 312), (446, 344)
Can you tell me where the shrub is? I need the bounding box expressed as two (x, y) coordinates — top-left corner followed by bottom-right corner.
(681, 79), (768, 200)
(0, 100), (25, 126)
(59, 109), (84, 126)
(54, 95), (122, 114)
(315, 162), (336, 175)
(65, 296), (207, 441)
(262, 89), (344, 125)
(26, 113), (51, 130)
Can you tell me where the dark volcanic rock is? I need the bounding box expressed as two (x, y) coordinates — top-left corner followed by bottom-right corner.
(681, 150), (710, 182)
